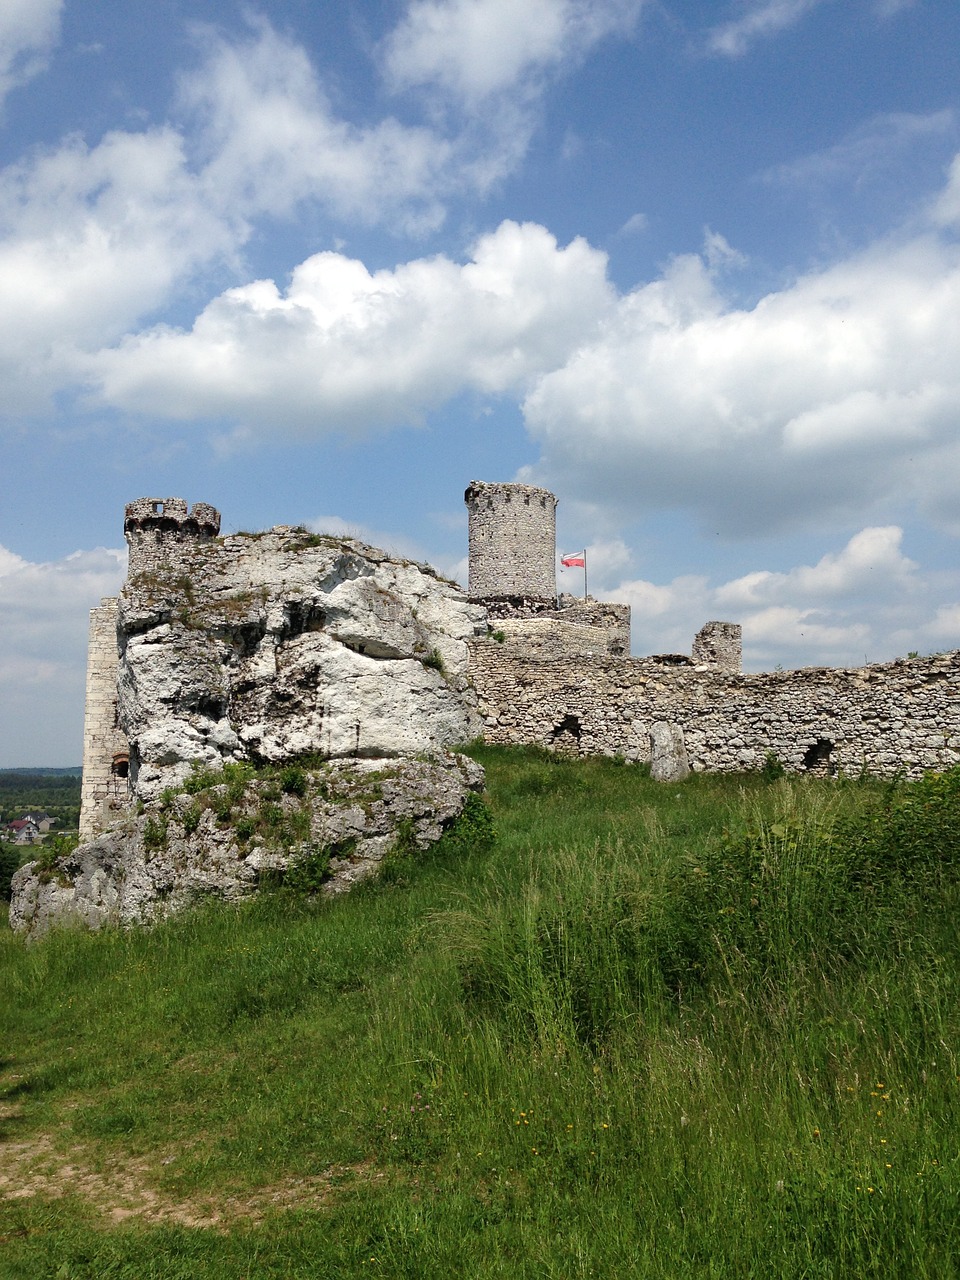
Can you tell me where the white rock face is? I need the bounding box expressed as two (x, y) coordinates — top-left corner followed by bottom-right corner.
(10, 755), (486, 937)
(117, 531), (487, 801)
(10, 529), (494, 937)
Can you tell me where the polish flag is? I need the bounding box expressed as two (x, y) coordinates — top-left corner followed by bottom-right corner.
(561, 552), (586, 568)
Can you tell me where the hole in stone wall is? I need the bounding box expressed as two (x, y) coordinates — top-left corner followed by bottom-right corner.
(550, 714), (582, 752)
(803, 739), (834, 774)
(111, 754), (129, 779)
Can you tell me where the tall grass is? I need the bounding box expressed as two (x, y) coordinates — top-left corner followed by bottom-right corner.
(2, 750), (960, 1276)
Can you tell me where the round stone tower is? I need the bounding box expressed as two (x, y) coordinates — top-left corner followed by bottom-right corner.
(464, 481), (558, 602)
(124, 497), (221, 577)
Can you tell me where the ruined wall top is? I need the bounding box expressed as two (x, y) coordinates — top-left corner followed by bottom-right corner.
(465, 480), (558, 602)
(124, 498), (221, 579)
(124, 498), (221, 538)
(692, 621), (742, 674)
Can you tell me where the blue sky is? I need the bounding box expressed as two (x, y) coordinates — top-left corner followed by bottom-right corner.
(3, 0), (960, 764)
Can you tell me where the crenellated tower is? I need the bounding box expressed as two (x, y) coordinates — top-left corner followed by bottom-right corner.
(124, 497), (221, 577)
(464, 481), (558, 603)
(79, 498), (221, 839)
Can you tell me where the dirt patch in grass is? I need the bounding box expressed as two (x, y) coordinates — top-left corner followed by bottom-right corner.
(0, 1131), (377, 1229)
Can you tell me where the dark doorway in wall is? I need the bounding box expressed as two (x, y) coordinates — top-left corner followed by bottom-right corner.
(550, 714), (582, 754)
(803, 739), (834, 775)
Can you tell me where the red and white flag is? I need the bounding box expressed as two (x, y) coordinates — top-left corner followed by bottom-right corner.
(561, 551), (586, 568)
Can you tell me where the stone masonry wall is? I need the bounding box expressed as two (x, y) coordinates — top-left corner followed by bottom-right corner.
(490, 607), (631, 660)
(692, 621), (742, 673)
(466, 481), (558, 601)
(468, 642), (960, 779)
(79, 598), (129, 840)
(124, 498), (221, 579)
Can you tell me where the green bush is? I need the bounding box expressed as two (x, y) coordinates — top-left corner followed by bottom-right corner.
(233, 815), (255, 843)
(760, 750), (785, 781)
(280, 844), (334, 894)
(181, 803), (202, 835)
(142, 814), (168, 852)
(421, 647), (445, 674)
(279, 765), (307, 796)
(0, 842), (20, 900)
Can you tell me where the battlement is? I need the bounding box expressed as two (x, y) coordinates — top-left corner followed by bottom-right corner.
(124, 497), (221, 537)
(124, 497), (221, 578)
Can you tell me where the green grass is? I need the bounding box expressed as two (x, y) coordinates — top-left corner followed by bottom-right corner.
(2, 747), (960, 1277)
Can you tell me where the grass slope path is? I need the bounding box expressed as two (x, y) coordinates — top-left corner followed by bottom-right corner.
(0, 1081), (380, 1231)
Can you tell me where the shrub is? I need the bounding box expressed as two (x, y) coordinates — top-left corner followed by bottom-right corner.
(142, 815), (168, 852)
(439, 791), (496, 856)
(422, 647), (445, 674)
(760, 751), (785, 782)
(281, 845), (333, 894)
(0, 842), (20, 900)
(279, 765), (307, 797)
(234, 815), (256, 843)
(181, 804), (202, 835)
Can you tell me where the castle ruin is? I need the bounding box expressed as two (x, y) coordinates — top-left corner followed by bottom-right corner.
(78, 483), (960, 839)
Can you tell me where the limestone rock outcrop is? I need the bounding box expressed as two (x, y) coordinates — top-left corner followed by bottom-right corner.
(11, 755), (484, 937)
(118, 529), (486, 803)
(12, 526), (493, 937)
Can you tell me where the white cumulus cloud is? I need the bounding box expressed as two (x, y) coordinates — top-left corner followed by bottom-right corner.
(524, 192), (960, 537)
(714, 526), (918, 608)
(88, 221), (614, 434)
(0, 125), (241, 413)
(383, 0), (642, 107)
(181, 19), (453, 232)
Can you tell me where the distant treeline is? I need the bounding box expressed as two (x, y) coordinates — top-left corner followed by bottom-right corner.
(0, 769), (81, 784)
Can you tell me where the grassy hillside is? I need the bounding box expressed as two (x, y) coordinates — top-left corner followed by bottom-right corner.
(2, 747), (959, 1278)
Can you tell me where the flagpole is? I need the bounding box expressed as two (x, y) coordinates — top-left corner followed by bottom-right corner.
(583, 551), (588, 601)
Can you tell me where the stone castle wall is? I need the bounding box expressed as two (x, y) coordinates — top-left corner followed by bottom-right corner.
(78, 598), (129, 840)
(490, 602), (632, 659)
(467, 642), (960, 779)
(466, 481), (558, 601)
